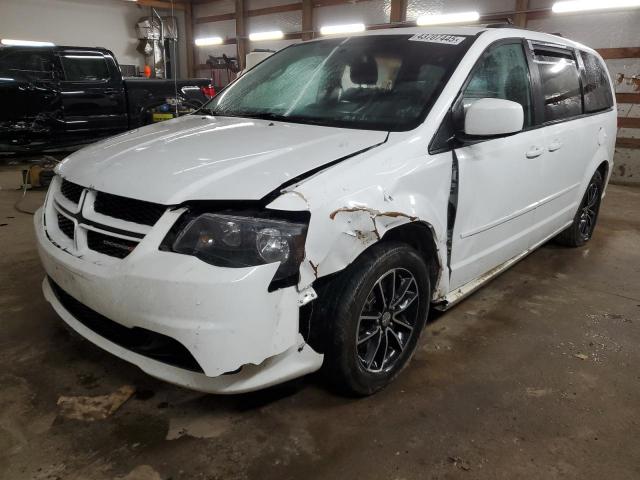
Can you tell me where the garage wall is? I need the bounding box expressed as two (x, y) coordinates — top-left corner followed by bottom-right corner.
(0, 0), (189, 78)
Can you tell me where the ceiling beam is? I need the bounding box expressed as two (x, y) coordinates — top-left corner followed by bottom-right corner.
(616, 137), (640, 149)
(596, 47), (640, 59)
(195, 0), (376, 24)
(618, 117), (640, 128)
(617, 93), (640, 104)
(135, 0), (186, 11)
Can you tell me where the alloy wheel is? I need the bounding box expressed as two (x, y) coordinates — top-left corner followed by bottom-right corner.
(356, 268), (420, 373)
(578, 181), (600, 240)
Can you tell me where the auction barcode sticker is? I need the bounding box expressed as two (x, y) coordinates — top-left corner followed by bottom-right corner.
(408, 33), (466, 45)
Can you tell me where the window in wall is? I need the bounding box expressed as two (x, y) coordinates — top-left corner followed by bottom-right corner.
(60, 54), (110, 81)
(533, 49), (582, 122)
(463, 43), (533, 128)
(580, 51), (613, 113)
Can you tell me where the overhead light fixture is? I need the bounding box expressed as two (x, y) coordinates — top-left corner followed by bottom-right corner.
(1, 38), (55, 47)
(416, 11), (480, 26)
(248, 30), (284, 41)
(552, 0), (640, 13)
(320, 23), (366, 35)
(195, 36), (223, 47)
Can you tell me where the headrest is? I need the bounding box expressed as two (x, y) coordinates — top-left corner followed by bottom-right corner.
(350, 55), (378, 85)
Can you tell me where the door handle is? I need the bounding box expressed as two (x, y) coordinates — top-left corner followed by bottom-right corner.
(548, 140), (563, 152)
(525, 146), (544, 158)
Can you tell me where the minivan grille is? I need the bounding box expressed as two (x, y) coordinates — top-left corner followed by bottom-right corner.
(87, 230), (138, 259)
(60, 179), (84, 204)
(94, 191), (165, 226)
(48, 278), (203, 373)
(57, 214), (75, 239)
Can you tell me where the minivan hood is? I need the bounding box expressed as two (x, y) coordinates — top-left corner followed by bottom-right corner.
(57, 115), (387, 205)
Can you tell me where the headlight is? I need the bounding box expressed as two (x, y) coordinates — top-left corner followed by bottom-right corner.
(170, 213), (308, 282)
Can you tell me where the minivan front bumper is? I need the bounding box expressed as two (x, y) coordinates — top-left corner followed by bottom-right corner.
(35, 207), (323, 394)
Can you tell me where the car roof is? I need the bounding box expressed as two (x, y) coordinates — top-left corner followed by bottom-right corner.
(308, 25), (596, 56)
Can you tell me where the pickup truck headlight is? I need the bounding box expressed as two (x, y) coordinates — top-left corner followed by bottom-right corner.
(170, 213), (308, 282)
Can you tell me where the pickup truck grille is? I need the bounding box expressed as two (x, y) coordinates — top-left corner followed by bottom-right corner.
(60, 179), (84, 204)
(94, 191), (166, 226)
(50, 176), (166, 260)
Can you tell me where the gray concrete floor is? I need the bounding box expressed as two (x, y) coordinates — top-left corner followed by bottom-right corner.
(1, 165), (639, 480)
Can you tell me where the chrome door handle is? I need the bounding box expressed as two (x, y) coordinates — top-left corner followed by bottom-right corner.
(526, 146), (544, 158)
(548, 140), (563, 152)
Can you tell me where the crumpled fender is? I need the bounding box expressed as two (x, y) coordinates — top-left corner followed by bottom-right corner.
(267, 131), (454, 300)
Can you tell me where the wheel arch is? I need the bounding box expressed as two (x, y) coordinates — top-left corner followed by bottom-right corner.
(377, 220), (442, 296)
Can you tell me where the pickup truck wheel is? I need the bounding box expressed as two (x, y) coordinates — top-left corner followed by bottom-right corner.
(555, 170), (604, 247)
(323, 242), (430, 396)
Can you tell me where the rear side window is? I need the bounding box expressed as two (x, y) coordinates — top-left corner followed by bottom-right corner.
(533, 49), (582, 122)
(0, 50), (54, 81)
(580, 51), (613, 113)
(60, 53), (110, 81)
(463, 43), (533, 128)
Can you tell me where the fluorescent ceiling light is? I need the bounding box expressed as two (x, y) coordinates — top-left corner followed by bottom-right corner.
(320, 23), (366, 35)
(248, 30), (284, 41)
(1, 38), (55, 47)
(416, 11), (480, 26)
(552, 0), (640, 13)
(195, 36), (223, 47)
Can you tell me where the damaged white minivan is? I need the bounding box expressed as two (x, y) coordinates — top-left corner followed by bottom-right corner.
(36, 26), (616, 395)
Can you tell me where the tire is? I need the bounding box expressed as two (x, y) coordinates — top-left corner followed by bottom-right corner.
(321, 242), (431, 396)
(555, 170), (604, 247)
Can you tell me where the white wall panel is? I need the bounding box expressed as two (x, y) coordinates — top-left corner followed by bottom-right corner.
(528, 11), (640, 48)
(407, 0), (515, 20)
(247, 11), (302, 34)
(314, 2), (389, 28)
(0, 0), (193, 77)
(195, 0), (235, 18)
(1, 0), (143, 67)
(247, 0), (300, 8)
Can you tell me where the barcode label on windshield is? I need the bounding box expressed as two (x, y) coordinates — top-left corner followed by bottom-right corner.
(409, 33), (466, 45)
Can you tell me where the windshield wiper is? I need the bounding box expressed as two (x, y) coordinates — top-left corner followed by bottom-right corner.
(240, 112), (288, 122)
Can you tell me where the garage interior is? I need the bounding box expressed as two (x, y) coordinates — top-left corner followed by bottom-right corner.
(1, 0), (639, 479)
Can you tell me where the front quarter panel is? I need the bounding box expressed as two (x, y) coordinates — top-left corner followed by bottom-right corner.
(268, 131), (453, 299)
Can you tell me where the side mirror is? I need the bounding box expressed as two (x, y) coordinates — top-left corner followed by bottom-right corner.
(463, 98), (524, 137)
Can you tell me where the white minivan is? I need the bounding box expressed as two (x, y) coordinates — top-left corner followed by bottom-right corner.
(36, 26), (616, 395)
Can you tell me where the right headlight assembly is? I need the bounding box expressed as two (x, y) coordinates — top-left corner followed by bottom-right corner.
(166, 213), (308, 283)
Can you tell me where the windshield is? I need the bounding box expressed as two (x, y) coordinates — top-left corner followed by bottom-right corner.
(203, 34), (475, 131)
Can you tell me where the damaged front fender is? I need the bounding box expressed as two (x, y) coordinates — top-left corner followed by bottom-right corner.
(267, 133), (454, 300)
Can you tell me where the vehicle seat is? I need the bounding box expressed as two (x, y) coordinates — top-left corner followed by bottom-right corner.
(341, 55), (378, 102)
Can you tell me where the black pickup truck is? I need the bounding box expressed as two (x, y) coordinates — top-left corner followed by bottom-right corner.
(0, 45), (214, 154)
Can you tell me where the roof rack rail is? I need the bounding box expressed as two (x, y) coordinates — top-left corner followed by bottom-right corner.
(484, 21), (524, 29)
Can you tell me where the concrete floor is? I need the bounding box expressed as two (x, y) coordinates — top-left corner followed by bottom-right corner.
(1, 165), (639, 480)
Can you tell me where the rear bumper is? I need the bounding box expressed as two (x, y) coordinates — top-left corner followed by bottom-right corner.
(35, 206), (323, 394)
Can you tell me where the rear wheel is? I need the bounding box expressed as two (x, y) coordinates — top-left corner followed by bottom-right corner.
(555, 170), (604, 247)
(322, 242), (430, 396)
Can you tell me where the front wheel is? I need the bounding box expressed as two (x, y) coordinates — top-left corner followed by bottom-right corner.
(322, 242), (431, 396)
(555, 170), (604, 247)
